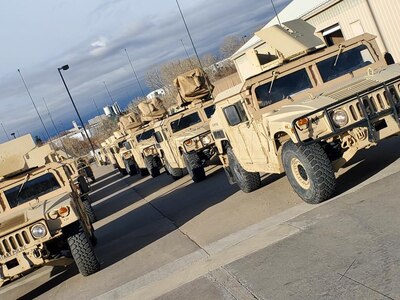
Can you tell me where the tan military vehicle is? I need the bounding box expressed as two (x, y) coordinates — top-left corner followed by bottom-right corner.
(131, 98), (167, 177)
(103, 137), (118, 169)
(115, 112), (143, 176)
(24, 145), (97, 224)
(210, 19), (399, 204)
(153, 68), (217, 182)
(0, 136), (100, 286)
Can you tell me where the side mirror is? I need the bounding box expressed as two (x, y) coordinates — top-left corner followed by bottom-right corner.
(154, 131), (164, 143)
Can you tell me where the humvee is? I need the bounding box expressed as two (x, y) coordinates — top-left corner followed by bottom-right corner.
(118, 112), (149, 177)
(211, 19), (399, 204)
(153, 68), (216, 182)
(0, 135), (100, 286)
(24, 145), (97, 224)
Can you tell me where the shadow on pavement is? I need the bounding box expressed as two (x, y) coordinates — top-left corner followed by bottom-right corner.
(335, 136), (400, 195)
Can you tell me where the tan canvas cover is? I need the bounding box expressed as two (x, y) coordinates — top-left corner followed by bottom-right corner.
(138, 97), (167, 122)
(0, 135), (36, 177)
(119, 113), (142, 131)
(173, 68), (214, 106)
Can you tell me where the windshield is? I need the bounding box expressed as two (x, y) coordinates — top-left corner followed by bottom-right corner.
(255, 69), (312, 108)
(4, 173), (61, 208)
(136, 129), (155, 143)
(204, 105), (216, 119)
(317, 45), (374, 82)
(170, 112), (201, 133)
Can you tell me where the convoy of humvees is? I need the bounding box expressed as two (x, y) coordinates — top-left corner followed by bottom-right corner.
(210, 19), (400, 204)
(153, 68), (217, 182)
(0, 135), (100, 286)
(3, 16), (400, 290)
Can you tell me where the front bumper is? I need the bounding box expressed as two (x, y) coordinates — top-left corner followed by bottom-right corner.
(293, 79), (400, 145)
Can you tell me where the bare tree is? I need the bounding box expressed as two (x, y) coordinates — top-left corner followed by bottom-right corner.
(219, 35), (246, 59)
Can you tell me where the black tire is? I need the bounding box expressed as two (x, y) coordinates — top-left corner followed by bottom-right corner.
(282, 141), (336, 204)
(124, 158), (138, 176)
(164, 159), (185, 180)
(183, 152), (206, 183)
(144, 156), (161, 178)
(82, 198), (97, 223)
(227, 147), (261, 193)
(118, 166), (128, 176)
(140, 168), (149, 177)
(65, 223), (100, 276)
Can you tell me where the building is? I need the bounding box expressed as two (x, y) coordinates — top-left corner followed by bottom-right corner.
(103, 102), (122, 117)
(233, 0), (400, 81)
(146, 88), (166, 99)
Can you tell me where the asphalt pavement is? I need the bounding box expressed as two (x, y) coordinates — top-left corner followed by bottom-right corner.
(1, 137), (400, 299)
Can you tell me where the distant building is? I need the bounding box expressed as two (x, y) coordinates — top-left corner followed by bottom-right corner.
(146, 88), (165, 99)
(103, 102), (122, 117)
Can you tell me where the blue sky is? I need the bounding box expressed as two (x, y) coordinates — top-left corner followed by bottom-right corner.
(0, 0), (290, 141)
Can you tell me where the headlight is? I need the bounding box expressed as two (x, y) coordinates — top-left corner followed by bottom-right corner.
(31, 223), (47, 239)
(201, 135), (211, 145)
(332, 109), (348, 127)
(184, 139), (194, 146)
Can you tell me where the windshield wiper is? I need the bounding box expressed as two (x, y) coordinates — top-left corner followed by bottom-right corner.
(268, 71), (279, 94)
(176, 113), (184, 127)
(333, 44), (344, 67)
(15, 174), (30, 204)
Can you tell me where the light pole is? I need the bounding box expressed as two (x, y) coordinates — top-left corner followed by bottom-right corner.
(57, 65), (96, 156)
(180, 39), (194, 68)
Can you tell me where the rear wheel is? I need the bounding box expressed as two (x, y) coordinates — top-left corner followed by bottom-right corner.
(282, 141), (336, 204)
(227, 147), (261, 193)
(183, 152), (206, 183)
(65, 222), (100, 276)
(144, 156), (161, 178)
(165, 159), (185, 180)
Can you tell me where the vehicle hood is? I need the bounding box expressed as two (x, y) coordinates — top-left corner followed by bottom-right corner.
(0, 193), (71, 236)
(172, 122), (210, 144)
(266, 64), (400, 124)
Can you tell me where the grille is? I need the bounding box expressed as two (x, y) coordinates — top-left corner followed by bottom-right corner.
(0, 228), (32, 257)
(343, 84), (400, 122)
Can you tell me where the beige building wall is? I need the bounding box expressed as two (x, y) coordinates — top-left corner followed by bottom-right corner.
(305, 0), (400, 61)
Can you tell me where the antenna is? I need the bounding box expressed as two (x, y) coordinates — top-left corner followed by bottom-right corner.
(103, 81), (115, 105)
(42, 97), (69, 156)
(124, 48), (146, 98)
(1, 122), (10, 141)
(17, 69), (53, 144)
(93, 99), (101, 115)
(180, 39), (194, 67)
(270, 0), (282, 26)
(175, 0), (203, 69)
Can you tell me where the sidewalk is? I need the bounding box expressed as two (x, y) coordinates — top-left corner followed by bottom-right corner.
(161, 171), (400, 300)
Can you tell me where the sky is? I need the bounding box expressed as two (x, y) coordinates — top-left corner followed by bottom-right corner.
(0, 0), (290, 142)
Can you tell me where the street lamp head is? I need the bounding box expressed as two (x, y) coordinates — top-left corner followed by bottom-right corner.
(58, 65), (69, 71)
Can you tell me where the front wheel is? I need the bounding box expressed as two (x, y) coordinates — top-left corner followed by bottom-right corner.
(82, 197), (97, 223)
(227, 147), (260, 193)
(183, 152), (206, 183)
(282, 141), (336, 204)
(144, 156), (161, 178)
(124, 158), (138, 176)
(65, 222), (100, 276)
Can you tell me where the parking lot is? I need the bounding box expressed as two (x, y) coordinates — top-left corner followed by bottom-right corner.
(2, 137), (400, 300)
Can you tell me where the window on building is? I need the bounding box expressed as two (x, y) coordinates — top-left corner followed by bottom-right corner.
(322, 24), (344, 46)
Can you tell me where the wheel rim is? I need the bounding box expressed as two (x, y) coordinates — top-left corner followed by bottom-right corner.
(290, 157), (310, 189)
